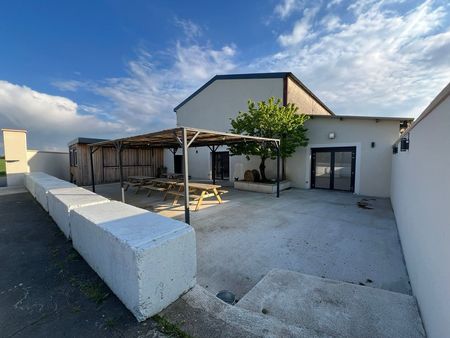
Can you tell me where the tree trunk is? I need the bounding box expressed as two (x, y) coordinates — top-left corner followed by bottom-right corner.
(259, 157), (267, 182)
(282, 157), (286, 181)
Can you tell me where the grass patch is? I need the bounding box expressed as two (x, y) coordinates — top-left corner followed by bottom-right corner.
(79, 280), (110, 305)
(0, 157), (5, 177)
(70, 277), (110, 305)
(152, 315), (191, 338)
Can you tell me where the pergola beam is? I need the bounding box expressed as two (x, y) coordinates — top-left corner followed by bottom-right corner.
(89, 127), (281, 224)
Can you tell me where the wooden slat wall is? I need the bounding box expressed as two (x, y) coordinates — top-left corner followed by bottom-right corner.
(69, 144), (164, 186)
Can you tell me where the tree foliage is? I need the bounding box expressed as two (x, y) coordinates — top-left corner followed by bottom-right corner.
(229, 97), (309, 181)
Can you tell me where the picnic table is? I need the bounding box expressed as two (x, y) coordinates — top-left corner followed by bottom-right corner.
(169, 182), (225, 211)
(141, 178), (180, 196)
(123, 176), (155, 193)
(142, 179), (227, 211)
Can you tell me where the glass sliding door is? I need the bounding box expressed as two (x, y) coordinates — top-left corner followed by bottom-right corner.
(311, 147), (356, 192)
(333, 151), (353, 191)
(314, 151), (332, 189)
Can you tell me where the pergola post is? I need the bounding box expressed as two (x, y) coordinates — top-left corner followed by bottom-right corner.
(115, 141), (125, 203)
(276, 141), (280, 198)
(208, 145), (219, 185)
(182, 128), (190, 224)
(89, 146), (96, 193)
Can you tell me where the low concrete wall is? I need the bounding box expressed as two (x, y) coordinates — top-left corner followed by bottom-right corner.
(71, 201), (196, 321)
(34, 178), (76, 212)
(24, 172), (52, 197)
(234, 180), (291, 193)
(391, 85), (450, 338)
(24, 173), (197, 322)
(27, 150), (69, 181)
(48, 187), (110, 238)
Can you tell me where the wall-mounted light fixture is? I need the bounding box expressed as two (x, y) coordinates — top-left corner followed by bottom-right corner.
(393, 145), (398, 154)
(328, 132), (336, 139)
(371, 142), (376, 148)
(400, 134), (409, 151)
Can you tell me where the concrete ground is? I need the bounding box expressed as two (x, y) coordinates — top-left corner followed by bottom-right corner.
(0, 192), (170, 337)
(236, 269), (424, 337)
(94, 183), (411, 299)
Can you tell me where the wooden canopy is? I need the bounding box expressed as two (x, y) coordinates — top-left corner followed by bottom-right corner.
(88, 127), (281, 224)
(89, 126), (280, 148)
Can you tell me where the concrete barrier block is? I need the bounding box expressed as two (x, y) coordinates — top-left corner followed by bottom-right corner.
(35, 178), (76, 212)
(48, 187), (110, 239)
(24, 172), (52, 197)
(71, 201), (196, 321)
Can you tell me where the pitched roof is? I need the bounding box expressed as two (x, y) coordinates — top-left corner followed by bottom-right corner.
(173, 72), (335, 116)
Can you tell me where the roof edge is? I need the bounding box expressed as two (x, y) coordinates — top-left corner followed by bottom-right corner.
(68, 137), (109, 147)
(174, 72), (291, 112)
(311, 115), (414, 121)
(285, 72), (336, 117)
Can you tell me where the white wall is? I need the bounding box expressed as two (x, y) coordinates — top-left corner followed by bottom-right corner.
(27, 150), (69, 181)
(390, 93), (450, 338)
(176, 77), (283, 180)
(286, 117), (401, 197)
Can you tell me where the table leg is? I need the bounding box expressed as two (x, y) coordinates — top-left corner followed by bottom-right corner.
(213, 188), (222, 204)
(195, 191), (207, 211)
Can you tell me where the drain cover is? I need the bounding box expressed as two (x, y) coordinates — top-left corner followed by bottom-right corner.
(216, 290), (236, 304)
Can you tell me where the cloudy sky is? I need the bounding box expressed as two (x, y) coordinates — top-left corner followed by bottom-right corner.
(1, 0), (449, 152)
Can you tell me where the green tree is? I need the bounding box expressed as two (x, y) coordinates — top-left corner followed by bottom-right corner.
(229, 97), (309, 181)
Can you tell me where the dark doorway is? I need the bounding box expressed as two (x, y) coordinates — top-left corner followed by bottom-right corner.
(311, 147), (356, 192)
(174, 155), (183, 174)
(212, 151), (230, 180)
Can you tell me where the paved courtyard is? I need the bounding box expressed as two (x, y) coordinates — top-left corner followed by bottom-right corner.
(94, 183), (411, 299)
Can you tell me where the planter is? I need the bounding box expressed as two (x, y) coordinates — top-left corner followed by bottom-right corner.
(234, 180), (291, 193)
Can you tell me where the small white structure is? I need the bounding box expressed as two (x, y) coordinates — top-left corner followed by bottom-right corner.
(2, 129), (69, 187)
(71, 201), (196, 321)
(47, 187), (110, 238)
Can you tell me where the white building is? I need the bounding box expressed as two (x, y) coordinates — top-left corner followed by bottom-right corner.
(167, 72), (411, 197)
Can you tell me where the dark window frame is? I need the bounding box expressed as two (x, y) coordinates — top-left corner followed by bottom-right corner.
(310, 146), (356, 192)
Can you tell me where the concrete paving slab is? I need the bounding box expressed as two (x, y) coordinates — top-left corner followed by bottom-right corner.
(188, 188), (412, 298)
(47, 187), (110, 238)
(71, 201), (196, 321)
(237, 269), (425, 338)
(94, 184), (411, 299)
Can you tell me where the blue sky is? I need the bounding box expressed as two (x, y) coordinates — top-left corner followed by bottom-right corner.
(1, 0), (449, 151)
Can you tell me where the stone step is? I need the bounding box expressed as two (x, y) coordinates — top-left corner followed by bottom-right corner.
(236, 269), (425, 338)
(162, 284), (328, 338)
(162, 269), (426, 337)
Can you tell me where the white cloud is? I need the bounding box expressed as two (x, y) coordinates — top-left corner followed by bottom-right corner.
(51, 80), (84, 92)
(0, 81), (124, 151)
(257, 0), (450, 117)
(174, 18), (202, 40)
(278, 7), (319, 46)
(327, 0), (344, 9)
(275, 0), (304, 19)
(47, 40), (237, 147)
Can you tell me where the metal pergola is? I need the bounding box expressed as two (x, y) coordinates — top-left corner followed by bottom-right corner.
(89, 126), (280, 224)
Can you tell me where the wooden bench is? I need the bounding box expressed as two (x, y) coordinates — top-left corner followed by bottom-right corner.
(142, 185), (168, 197)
